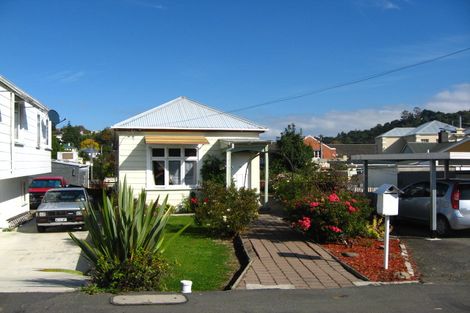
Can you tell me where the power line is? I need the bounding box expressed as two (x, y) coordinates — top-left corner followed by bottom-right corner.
(150, 46), (470, 127)
(228, 46), (470, 114)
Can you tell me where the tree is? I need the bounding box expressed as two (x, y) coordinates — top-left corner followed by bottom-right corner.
(61, 122), (82, 149)
(272, 123), (314, 173)
(80, 138), (100, 151)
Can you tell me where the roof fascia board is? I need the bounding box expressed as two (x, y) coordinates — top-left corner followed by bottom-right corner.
(0, 76), (49, 112)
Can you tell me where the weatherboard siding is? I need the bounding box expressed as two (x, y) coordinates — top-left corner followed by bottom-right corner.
(117, 131), (262, 206)
(0, 87), (51, 180)
(0, 177), (29, 228)
(0, 80), (51, 228)
(0, 89), (12, 175)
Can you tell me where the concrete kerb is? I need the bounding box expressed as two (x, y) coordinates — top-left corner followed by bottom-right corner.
(110, 293), (187, 305)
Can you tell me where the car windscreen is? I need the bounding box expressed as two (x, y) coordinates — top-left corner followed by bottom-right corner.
(43, 190), (86, 203)
(30, 179), (62, 188)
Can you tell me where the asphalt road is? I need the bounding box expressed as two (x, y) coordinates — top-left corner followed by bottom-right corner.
(1, 283), (470, 313)
(395, 221), (470, 283)
(1, 218), (469, 312)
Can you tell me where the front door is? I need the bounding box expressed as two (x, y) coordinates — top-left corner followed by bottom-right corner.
(231, 152), (251, 189)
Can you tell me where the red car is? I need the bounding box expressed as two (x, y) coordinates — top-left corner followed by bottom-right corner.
(29, 176), (67, 210)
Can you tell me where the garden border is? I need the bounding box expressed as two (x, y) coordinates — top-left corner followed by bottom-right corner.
(321, 237), (420, 285)
(226, 235), (253, 290)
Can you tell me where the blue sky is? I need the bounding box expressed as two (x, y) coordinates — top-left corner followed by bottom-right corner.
(1, 0), (469, 138)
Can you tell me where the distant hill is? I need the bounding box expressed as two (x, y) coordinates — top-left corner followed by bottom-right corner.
(322, 108), (470, 144)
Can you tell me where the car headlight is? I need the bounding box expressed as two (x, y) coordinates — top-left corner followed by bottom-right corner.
(75, 211), (83, 216)
(37, 212), (47, 217)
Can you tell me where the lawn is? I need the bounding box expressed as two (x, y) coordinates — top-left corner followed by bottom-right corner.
(161, 215), (238, 291)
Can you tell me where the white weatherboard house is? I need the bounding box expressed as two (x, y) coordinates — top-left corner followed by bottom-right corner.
(112, 97), (270, 206)
(0, 76), (51, 228)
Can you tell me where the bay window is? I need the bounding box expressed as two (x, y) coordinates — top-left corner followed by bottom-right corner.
(150, 147), (198, 187)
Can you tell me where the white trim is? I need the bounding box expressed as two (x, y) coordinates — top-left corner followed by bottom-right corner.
(147, 145), (199, 188)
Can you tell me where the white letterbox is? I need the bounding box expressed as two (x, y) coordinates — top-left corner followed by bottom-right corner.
(375, 184), (402, 216)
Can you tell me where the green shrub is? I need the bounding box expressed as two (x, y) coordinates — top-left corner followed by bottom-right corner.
(69, 179), (188, 291)
(288, 191), (374, 242)
(272, 166), (348, 207)
(194, 181), (259, 237)
(91, 249), (169, 291)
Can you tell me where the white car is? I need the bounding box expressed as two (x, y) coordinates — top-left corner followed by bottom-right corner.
(35, 187), (90, 233)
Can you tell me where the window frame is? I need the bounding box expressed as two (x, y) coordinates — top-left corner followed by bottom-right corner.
(148, 145), (199, 189)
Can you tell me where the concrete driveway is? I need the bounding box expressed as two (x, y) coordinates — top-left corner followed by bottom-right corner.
(0, 220), (90, 292)
(394, 221), (470, 284)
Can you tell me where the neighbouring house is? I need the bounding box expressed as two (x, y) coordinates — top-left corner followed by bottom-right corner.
(375, 120), (465, 153)
(354, 132), (470, 191)
(111, 96), (270, 207)
(303, 136), (337, 160)
(329, 143), (377, 161)
(0, 76), (51, 228)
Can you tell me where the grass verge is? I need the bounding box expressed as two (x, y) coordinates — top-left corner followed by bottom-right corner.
(162, 215), (238, 291)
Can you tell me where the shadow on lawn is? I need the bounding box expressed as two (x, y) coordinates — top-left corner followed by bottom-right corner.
(165, 221), (218, 239)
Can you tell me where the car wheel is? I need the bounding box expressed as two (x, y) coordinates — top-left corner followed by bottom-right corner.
(36, 226), (46, 233)
(436, 216), (450, 237)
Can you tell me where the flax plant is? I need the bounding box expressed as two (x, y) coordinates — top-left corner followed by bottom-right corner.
(69, 179), (188, 290)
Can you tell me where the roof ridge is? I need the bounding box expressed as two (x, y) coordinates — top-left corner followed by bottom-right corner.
(112, 96), (267, 131)
(111, 97), (185, 128)
(180, 96), (267, 129)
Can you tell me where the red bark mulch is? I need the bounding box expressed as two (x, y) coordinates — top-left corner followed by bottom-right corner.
(322, 238), (420, 282)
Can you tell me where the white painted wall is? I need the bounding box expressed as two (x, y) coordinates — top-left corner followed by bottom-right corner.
(117, 130), (262, 206)
(0, 85), (51, 228)
(0, 177), (29, 228)
(0, 87), (51, 180)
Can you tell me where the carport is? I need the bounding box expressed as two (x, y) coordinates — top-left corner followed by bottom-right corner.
(352, 152), (470, 237)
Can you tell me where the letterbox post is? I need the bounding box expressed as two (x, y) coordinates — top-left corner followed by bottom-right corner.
(374, 184), (402, 270)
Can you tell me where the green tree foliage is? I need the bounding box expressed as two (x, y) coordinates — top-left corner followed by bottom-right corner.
(51, 134), (62, 159)
(92, 128), (116, 181)
(61, 122), (87, 149)
(271, 123), (314, 174)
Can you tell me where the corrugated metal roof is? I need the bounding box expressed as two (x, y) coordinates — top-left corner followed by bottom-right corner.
(377, 128), (414, 137)
(112, 96), (267, 131)
(377, 121), (457, 138)
(409, 120), (455, 135)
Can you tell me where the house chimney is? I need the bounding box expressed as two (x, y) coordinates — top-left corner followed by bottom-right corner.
(438, 130), (449, 143)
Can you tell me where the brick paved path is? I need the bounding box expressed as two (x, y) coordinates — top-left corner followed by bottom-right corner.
(236, 213), (361, 289)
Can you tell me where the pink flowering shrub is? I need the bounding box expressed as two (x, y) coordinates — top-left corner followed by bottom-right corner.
(286, 190), (374, 242)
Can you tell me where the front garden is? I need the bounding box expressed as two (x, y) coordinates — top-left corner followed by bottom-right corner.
(270, 124), (418, 281)
(70, 171), (259, 293)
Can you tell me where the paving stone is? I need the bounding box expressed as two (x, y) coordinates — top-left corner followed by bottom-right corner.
(237, 213), (357, 290)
